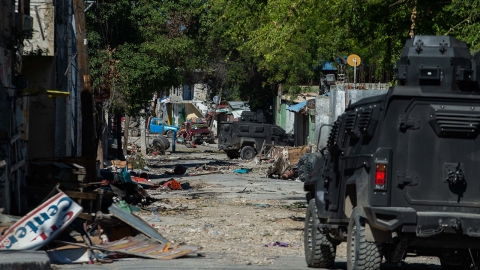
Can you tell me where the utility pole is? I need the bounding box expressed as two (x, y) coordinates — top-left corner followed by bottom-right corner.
(140, 111), (146, 155)
(73, 0), (96, 182)
(209, 85), (223, 133)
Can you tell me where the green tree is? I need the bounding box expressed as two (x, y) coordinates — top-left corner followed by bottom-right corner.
(87, 0), (206, 115)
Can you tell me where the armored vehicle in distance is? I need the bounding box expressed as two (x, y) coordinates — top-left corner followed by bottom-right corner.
(302, 36), (480, 270)
(218, 111), (293, 159)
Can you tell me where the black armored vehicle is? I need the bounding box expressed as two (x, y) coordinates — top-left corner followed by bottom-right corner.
(218, 111), (294, 159)
(302, 36), (480, 270)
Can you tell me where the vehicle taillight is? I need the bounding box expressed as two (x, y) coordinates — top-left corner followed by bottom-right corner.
(375, 164), (386, 189)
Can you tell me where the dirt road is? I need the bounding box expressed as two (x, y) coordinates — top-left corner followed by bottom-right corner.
(130, 144), (442, 269)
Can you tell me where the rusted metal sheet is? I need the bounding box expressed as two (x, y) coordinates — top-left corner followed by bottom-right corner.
(109, 203), (168, 243)
(0, 192), (83, 250)
(100, 234), (200, 260)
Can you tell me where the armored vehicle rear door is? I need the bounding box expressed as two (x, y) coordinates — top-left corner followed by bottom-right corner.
(396, 99), (480, 208)
(219, 122), (233, 145)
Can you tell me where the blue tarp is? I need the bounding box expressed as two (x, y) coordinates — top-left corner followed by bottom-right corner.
(322, 62), (337, 71)
(286, 100), (308, 112)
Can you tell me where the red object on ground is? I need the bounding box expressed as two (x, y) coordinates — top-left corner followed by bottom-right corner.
(163, 179), (182, 190)
(131, 176), (155, 188)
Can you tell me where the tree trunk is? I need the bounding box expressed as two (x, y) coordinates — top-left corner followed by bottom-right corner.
(123, 115), (130, 156)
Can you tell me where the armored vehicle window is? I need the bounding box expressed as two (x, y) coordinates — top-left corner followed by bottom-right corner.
(272, 127), (283, 135)
(239, 125), (249, 132)
(254, 126), (264, 133)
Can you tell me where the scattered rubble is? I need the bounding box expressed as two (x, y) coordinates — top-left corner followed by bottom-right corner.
(1, 137), (317, 268)
(0, 155), (202, 265)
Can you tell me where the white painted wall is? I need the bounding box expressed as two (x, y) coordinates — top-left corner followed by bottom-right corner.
(314, 85), (389, 149)
(24, 0), (54, 56)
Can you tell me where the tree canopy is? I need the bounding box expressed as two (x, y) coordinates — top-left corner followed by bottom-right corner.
(86, 0), (480, 114)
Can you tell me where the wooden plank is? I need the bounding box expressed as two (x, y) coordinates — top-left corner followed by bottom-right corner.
(77, 213), (94, 221)
(22, 186), (99, 201)
(64, 190), (97, 200)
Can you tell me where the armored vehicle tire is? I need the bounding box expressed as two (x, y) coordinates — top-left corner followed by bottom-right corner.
(304, 199), (336, 268)
(298, 153), (323, 182)
(440, 252), (471, 270)
(225, 150), (240, 159)
(347, 207), (382, 270)
(240, 146), (256, 160)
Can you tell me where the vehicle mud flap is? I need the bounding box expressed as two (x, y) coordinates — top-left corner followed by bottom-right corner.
(385, 237), (409, 263)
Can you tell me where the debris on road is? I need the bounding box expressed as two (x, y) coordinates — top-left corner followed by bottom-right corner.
(234, 168), (251, 174)
(264, 241), (290, 247)
(99, 234), (200, 260)
(161, 179), (183, 190)
(0, 191), (82, 250)
(266, 146), (309, 180)
(0, 154), (204, 265)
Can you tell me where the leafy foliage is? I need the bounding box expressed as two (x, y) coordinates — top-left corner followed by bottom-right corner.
(87, 0), (205, 115)
(87, 0), (480, 112)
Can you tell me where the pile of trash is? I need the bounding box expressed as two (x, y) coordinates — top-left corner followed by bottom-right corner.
(0, 159), (201, 265)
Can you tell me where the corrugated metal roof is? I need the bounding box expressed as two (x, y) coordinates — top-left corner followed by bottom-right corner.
(227, 101), (250, 110)
(286, 100), (308, 112)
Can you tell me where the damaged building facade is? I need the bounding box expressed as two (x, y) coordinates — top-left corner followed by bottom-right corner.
(1, 0), (88, 215)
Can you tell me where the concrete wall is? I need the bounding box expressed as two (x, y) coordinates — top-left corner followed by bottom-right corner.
(333, 86), (388, 124)
(314, 95), (330, 150)
(23, 56), (56, 159)
(171, 83), (209, 102)
(185, 103), (203, 119)
(193, 83), (209, 101)
(274, 102), (294, 134)
(315, 85), (389, 149)
(24, 0), (54, 56)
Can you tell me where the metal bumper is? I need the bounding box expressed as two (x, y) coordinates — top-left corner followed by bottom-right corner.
(364, 206), (480, 237)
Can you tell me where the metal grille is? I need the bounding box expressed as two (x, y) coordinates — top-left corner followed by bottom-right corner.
(345, 112), (357, 133)
(435, 112), (480, 134)
(358, 110), (372, 132)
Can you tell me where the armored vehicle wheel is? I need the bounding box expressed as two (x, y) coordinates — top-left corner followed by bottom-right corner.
(440, 251), (471, 270)
(225, 150), (239, 159)
(298, 153), (323, 182)
(240, 146), (256, 160)
(304, 199), (336, 268)
(347, 207), (382, 270)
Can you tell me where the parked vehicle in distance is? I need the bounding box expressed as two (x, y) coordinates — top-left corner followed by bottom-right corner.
(149, 118), (179, 137)
(189, 122), (215, 144)
(301, 35), (480, 270)
(177, 122), (215, 144)
(218, 111), (293, 159)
